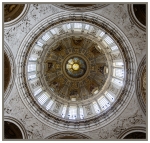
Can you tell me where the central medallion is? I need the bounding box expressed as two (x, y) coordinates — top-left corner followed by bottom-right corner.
(65, 57), (87, 78)
(73, 64), (79, 71)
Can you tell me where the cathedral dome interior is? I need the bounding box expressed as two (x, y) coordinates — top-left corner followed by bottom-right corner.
(3, 3), (147, 140)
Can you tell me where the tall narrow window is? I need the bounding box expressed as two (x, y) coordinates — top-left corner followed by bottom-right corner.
(99, 31), (105, 37)
(105, 92), (114, 102)
(34, 88), (42, 96)
(112, 78), (123, 86)
(115, 69), (124, 78)
(74, 23), (82, 29)
(50, 29), (56, 35)
(29, 57), (37, 61)
(111, 45), (118, 51)
(85, 24), (90, 30)
(28, 74), (36, 80)
(46, 100), (54, 110)
(67, 23), (71, 29)
(104, 36), (114, 45)
(80, 107), (84, 119)
(42, 33), (51, 41)
(93, 101), (100, 114)
(61, 105), (67, 118)
(38, 93), (49, 105)
(68, 106), (77, 119)
(28, 64), (36, 72)
(98, 97), (110, 110)
(115, 62), (124, 66)
(36, 41), (43, 47)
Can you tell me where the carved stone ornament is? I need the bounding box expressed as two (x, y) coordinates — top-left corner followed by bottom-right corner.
(52, 4), (109, 12)
(45, 131), (91, 139)
(135, 55), (146, 115)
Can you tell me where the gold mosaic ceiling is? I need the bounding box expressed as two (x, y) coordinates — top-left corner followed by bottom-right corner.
(44, 36), (108, 101)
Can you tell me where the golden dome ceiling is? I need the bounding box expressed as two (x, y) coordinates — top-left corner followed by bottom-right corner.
(44, 36), (108, 101)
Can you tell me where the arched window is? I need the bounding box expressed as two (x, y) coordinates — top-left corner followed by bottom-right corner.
(28, 64), (36, 72)
(112, 78), (123, 86)
(98, 96), (110, 110)
(93, 101), (100, 114)
(61, 105), (67, 118)
(42, 33), (51, 41)
(105, 92), (114, 102)
(34, 88), (42, 96)
(80, 107), (84, 119)
(114, 68), (124, 78)
(46, 100), (54, 110)
(38, 93), (49, 105)
(104, 36), (114, 45)
(68, 106), (77, 119)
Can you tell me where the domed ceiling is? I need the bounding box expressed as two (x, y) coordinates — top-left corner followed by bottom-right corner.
(15, 12), (137, 130)
(44, 36), (108, 101)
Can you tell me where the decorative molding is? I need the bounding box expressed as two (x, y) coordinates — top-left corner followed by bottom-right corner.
(96, 110), (146, 139)
(52, 4), (109, 12)
(135, 55), (146, 115)
(4, 41), (16, 102)
(117, 126), (146, 139)
(45, 131), (91, 139)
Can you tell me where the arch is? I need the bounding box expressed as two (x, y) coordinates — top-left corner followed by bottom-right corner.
(52, 4), (109, 12)
(4, 4), (30, 28)
(117, 126), (146, 139)
(4, 52), (11, 93)
(4, 116), (28, 139)
(4, 41), (16, 102)
(45, 131), (91, 139)
(135, 55), (146, 115)
(128, 4), (146, 31)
